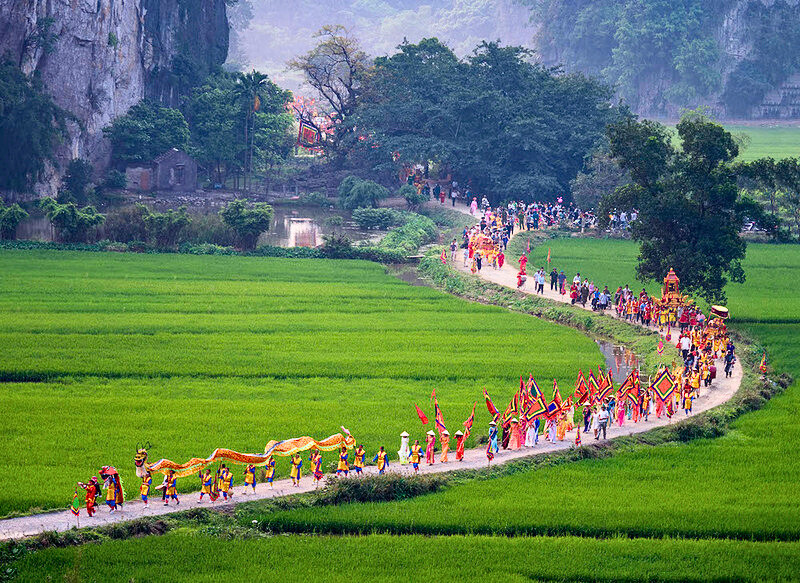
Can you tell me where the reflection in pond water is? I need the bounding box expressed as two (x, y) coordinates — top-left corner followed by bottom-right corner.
(15, 202), (381, 248)
(259, 205), (379, 248)
(596, 340), (641, 384)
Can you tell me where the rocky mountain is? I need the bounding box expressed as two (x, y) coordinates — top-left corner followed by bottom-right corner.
(527, 0), (800, 119)
(0, 0), (229, 194)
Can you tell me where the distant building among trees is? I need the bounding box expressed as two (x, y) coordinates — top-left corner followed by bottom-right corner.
(125, 149), (198, 192)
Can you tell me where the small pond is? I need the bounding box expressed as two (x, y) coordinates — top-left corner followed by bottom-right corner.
(15, 200), (382, 248)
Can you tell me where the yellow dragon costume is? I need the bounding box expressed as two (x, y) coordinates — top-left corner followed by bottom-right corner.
(135, 431), (356, 479)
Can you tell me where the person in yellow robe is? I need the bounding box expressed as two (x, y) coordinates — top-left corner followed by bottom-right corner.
(410, 440), (422, 474)
(337, 445), (349, 476)
(353, 445), (366, 475)
(440, 430), (450, 462)
(243, 464), (257, 494)
(218, 465), (230, 501)
(164, 470), (179, 506)
(373, 446), (389, 474)
(290, 454), (303, 487)
(199, 469), (215, 503)
(265, 457), (275, 489)
(140, 471), (152, 508)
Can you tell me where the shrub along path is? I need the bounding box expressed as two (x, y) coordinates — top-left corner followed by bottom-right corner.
(0, 258), (742, 542)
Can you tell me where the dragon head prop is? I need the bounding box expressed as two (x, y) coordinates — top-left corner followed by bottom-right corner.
(134, 441), (152, 478)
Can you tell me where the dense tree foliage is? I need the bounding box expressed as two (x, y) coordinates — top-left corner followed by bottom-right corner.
(61, 159), (94, 204)
(348, 39), (617, 202)
(103, 101), (189, 164)
(39, 197), (105, 243)
(0, 203), (29, 240)
(337, 176), (390, 209)
(738, 157), (800, 239)
(219, 199), (274, 249)
(289, 25), (370, 155)
(183, 71), (294, 189)
(0, 60), (68, 191)
(604, 112), (761, 303)
(571, 152), (631, 210)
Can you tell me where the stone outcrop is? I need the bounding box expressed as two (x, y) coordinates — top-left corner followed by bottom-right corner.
(0, 0), (228, 194)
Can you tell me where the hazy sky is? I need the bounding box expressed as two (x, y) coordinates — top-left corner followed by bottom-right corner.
(236, 0), (537, 91)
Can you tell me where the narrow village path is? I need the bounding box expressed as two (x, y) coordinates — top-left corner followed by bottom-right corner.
(0, 214), (742, 541)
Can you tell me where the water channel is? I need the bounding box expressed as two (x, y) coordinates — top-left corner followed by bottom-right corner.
(596, 340), (641, 384)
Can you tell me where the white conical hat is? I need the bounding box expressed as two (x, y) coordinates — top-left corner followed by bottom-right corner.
(400, 431), (409, 437)
(427, 430), (435, 436)
(454, 430), (464, 436)
(511, 417), (519, 423)
(442, 429), (450, 435)
(489, 420), (497, 426)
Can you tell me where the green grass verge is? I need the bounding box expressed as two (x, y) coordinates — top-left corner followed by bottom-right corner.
(0, 249), (602, 516)
(11, 531), (800, 582)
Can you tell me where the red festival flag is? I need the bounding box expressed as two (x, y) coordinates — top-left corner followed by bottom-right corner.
(574, 370), (589, 404)
(483, 388), (500, 418)
(759, 352), (767, 373)
(414, 403), (429, 425)
(440, 248), (447, 264)
(503, 392), (519, 426)
(463, 402), (477, 439)
(575, 427), (582, 446)
(486, 439), (494, 461)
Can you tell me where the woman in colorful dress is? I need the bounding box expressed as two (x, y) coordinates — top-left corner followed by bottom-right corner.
(425, 430), (436, 465)
(454, 430), (465, 461)
(440, 429), (450, 462)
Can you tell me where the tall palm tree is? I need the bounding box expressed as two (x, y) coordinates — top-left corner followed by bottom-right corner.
(234, 70), (270, 192)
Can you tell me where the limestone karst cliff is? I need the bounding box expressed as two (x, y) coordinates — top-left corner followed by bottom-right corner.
(0, 0), (228, 193)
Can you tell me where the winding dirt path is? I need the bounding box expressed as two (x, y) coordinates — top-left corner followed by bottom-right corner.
(0, 221), (742, 541)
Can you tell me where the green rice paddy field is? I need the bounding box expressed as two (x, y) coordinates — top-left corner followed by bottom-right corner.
(668, 124), (800, 161)
(7, 241), (800, 581)
(14, 533), (800, 582)
(0, 250), (603, 516)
